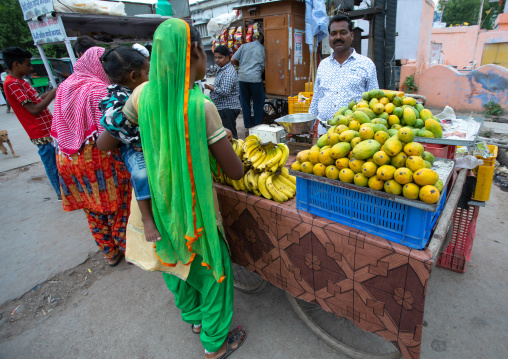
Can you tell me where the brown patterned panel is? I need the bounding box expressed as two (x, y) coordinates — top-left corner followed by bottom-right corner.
(215, 183), (433, 359)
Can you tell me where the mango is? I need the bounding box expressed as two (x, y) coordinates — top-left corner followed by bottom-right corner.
(310, 145), (320, 152)
(414, 168), (439, 186)
(354, 173), (369, 187)
(434, 179), (444, 192)
(404, 142), (425, 157)
(352, 139), (382, 160)
(339, 130), (360, 143)
(388, 129), (399, 137)
(339, 168), (355, 183)
(316, 134), (329, 148)
(335, 106), (349, 117)
(414, 119), (424, 129)
(337, 115), (350, 126)
(335, 157), (350, 170)
(402, 97), (416, 106)
(308, 150), (321, 164)
(373, 151), (391, 166)
(313, 163), (327, 177)
(356, 102), (368, 109)
(336, 124), (349, 134)
(301, 161), (314, 174)
(373, 124), (388, 133)
(350, 137), (362, 148)
(369, 89), (385, 99)
(360, 123), (375, 130)
(406, 156), (426, 172)
(348, 100), (357, 110)
(355, 107), (376, 120)
(385, 103), (395, 114)
(327, 126), (337, 135)
(388, 115), (400, 127)
(417, 129), (434, 138)
(296, 150), (310, 163)
(349, 158), (366, 173)
(373, 103), (385, 114)
(386, 92), (396, 102)
(374, 131), (390, 145)
(402, 107), (416, 127)
(390, 152), (408, 169)
(330, 142), (351, 159)
(361, 162), (378, 178)
(415, 103), (424, 113)
(420, 108), (433, 121)
(421, 151), (435, 164)
(328, 133), (341, 146)
(372, 118), (388, 126)
(291, 161), (302, 171)
(424, 160), (432, 169)
(349, 120), (361, 131)
(391, 124), (402, 130)
(398, 127), (415, 143)
(319, 149), (335, 166)
(362, 91), (370, 101)
(394, 167), (414, 185)
(403, 183), (420, 200)
(425, 119), (443, 138)
(393, 105), (403, 116)
(329, 117), (338, 126)
(325, 165), (340, 180)
(369, 98), (379, 109)
(353, 111), (371, 124)
(321, 146), (331, 151)
(379, 112), (389, 120)
(344, 109), (354, 116)
(359, 126), (375, 140)
(368, 176), (385, 191)
(419, 185), (440, 204)
(384, 136), (403, 156)
(377, 165), (396, 181)
(379, 97), (389, 105)
(384, 180), (403, 195)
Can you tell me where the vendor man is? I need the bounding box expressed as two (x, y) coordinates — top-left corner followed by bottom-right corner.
(309, 15), (378, 124)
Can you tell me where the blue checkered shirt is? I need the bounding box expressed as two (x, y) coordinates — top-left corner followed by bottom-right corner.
(309, 49), (379, 121)
(209, 62), (241, 111)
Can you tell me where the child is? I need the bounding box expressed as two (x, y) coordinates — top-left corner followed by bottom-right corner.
(95, 45), (161, 242)
(1, 47), (60, 199)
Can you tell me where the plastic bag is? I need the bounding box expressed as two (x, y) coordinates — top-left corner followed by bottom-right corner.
(455, 155), (484, 169)
(207, 11), (242, 36)
(53, 0), (126, 16)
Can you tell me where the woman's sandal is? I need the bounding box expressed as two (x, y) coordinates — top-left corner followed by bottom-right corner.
(191, 324), (201, 335)
(216, 327), (247, 359)
(106, 253), (123, 267)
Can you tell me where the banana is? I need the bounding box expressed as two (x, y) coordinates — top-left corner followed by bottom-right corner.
(253, 151), (268, 170)
(252, 188), (262, 197)
(253, 172), (260, 189)
(245, 134), (262, 142)
(243, 173), (252, 192)
(273, 176), (294, 199)
(257, 172), (272, 200)
(264, 146), (283, 170)
(246, 169), (258, 190)
(247, 147), (264, 164)
(258, 148), (275, 171)
(243, 139), (259, 154)
(231, 179), (241, 191)
(237, 177), (246, 192)
(277, 143), (290, 168)
(280, 167), (296, 183)
(277, 174), (296, 191)
(244, 143), (260, 159)
(266, 174), (288, 203)
(269, 162), (279, 173)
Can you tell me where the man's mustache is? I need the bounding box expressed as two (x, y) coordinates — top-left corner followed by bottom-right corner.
(334, 40), (344, 45)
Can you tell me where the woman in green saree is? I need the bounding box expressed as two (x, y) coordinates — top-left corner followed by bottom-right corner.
(127, 18), (246, 358)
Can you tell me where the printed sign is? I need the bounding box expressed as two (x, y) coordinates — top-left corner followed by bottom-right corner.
(18, 0), (55, 21)
(294, 32), (303, 65)
(27, 16), (66, 44)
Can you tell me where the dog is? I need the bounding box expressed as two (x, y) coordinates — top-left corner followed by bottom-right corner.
(0, 130), (19, 157)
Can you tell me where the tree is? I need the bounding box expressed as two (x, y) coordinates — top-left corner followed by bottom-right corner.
(438, 0), (500, 30)
(0, 0), (66, 58)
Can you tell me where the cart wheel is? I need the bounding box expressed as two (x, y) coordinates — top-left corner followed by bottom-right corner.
(232, 263), (267, 294)
(286, 293), (402, 359)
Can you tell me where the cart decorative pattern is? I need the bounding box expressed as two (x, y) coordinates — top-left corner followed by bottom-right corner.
(216, 183), (432, 359)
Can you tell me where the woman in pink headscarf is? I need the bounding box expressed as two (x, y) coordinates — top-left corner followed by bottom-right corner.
(51, 47), (132, 266)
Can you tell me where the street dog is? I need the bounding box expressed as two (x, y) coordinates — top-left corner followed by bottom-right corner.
(0, 130), (19, 157)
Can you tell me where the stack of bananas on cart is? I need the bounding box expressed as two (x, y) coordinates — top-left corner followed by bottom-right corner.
(213, 134), (297, 203)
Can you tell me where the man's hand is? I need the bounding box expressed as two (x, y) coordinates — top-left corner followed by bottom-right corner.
(204, 84), (214, 91)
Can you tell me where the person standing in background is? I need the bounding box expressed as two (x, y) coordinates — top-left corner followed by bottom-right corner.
(2, 47), (60, 199)
(205, 45), (241, 139)
(231, 33), (265, 132)
(73, 36), (96, 58)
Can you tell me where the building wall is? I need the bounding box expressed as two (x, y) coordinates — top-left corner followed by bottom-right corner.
(431, 26), (481, 70)
(395, 0), (424, 60)
(416, 64), (508, 111)
(416, 0), (435, 69)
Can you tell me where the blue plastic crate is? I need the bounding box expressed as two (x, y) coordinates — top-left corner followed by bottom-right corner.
(296, 177), (447, 249)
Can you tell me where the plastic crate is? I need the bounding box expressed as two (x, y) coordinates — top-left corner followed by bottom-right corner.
(472, 145), (497, 201)
(296, 177), (447, 249)
(288, 92), (313, 114)
(422, 143), (456, 160)
(436, 205), (479, 273)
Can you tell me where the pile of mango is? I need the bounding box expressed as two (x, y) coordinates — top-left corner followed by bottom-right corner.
(290, 124), (444, 204)
(328, 89), (443, 139)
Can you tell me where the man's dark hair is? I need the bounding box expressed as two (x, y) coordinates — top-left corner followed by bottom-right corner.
(189, 24), (203, 50)
(73, 36), (96, 57)
(214, 45), (230, 57)
(328, 14), (353, 33)
(2, 47), (32, 70)
(100, 46), (147, 84)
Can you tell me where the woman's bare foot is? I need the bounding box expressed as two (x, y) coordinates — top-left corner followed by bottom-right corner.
(143, 219), (162, 242)
(204, 327), (246, 359)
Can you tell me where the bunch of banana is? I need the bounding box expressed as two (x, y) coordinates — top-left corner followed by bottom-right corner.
(231, 138), (244, 159)
(257, 167), (297, 203)
(242, 135), (290, 173)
